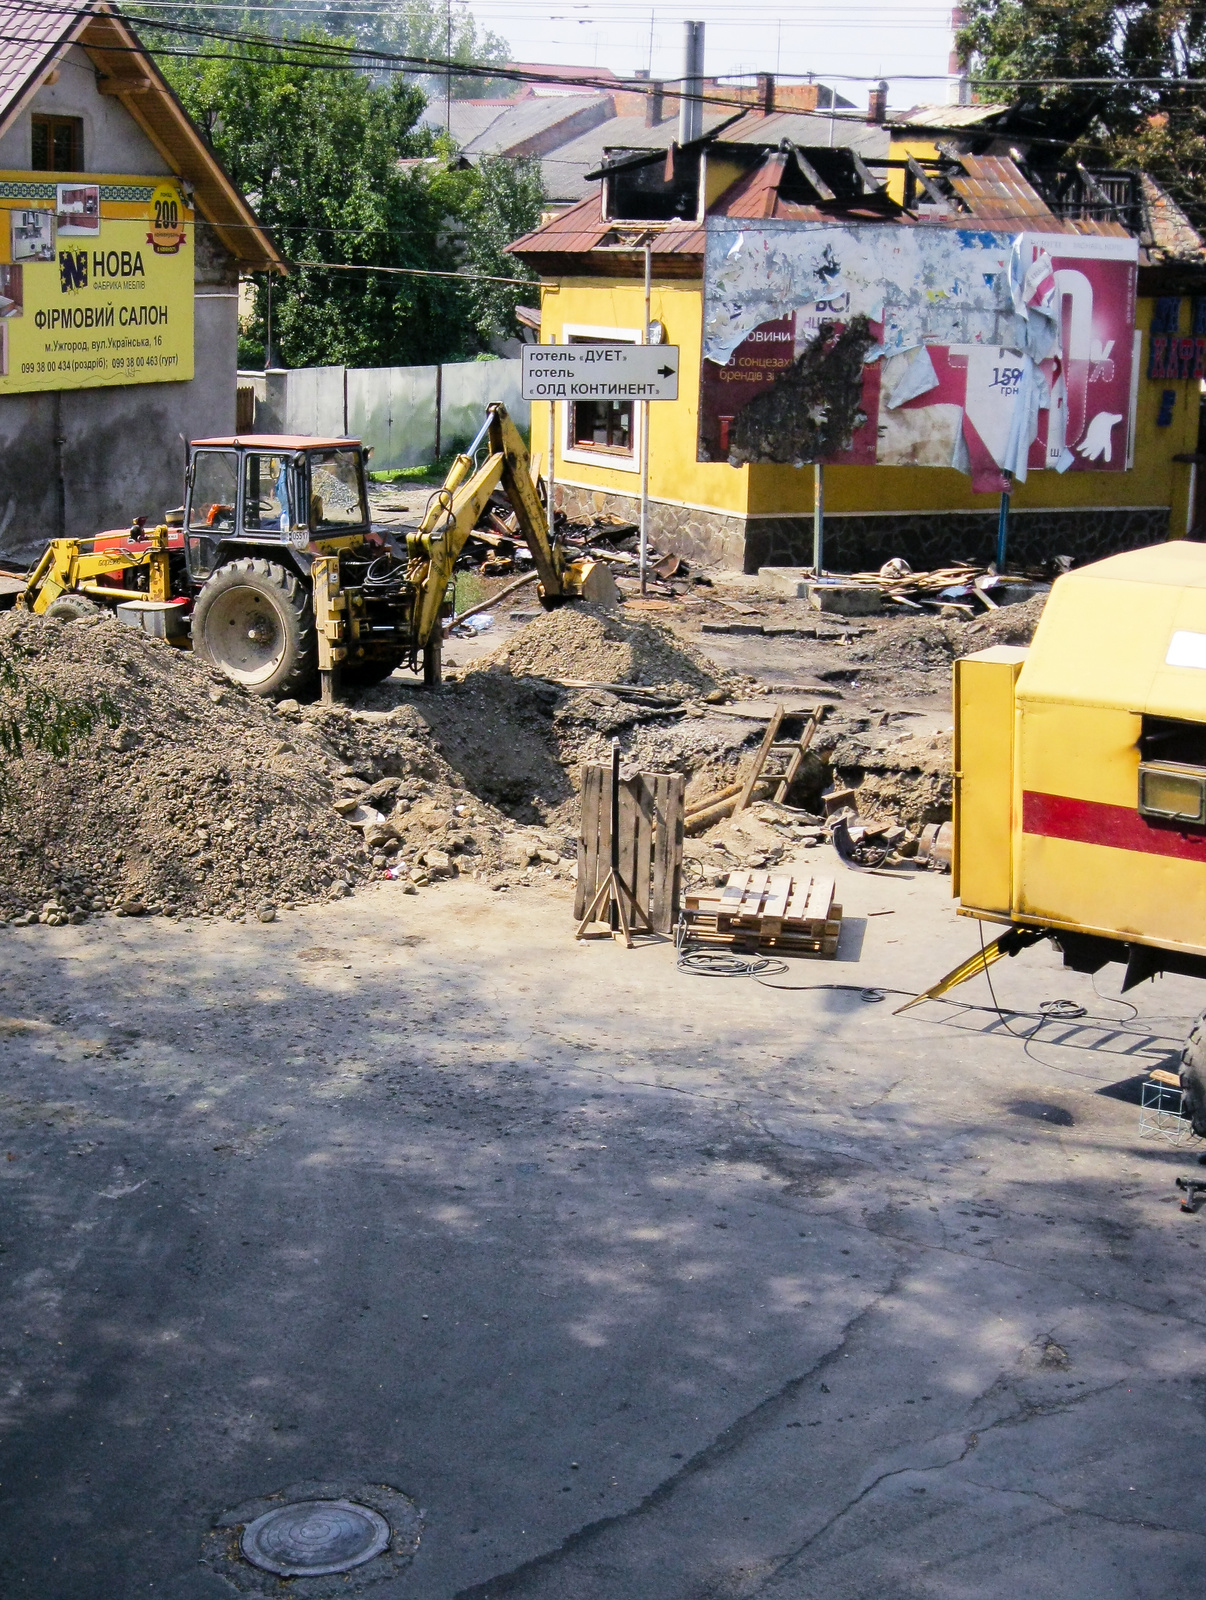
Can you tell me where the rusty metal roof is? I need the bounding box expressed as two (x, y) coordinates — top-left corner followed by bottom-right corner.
(509, 149), (1128, 274)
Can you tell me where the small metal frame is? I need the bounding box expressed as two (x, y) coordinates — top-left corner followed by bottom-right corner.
(1139, 1076), (1193, 1144)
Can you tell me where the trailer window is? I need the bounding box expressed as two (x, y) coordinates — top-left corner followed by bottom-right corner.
(308, 450), (366, 530)
(188, 451), (237, 530)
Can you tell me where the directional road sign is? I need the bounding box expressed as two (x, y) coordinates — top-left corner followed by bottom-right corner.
(521, 343), (680, 402)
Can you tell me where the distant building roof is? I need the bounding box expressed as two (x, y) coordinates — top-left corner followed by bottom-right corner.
(894, 103), (1013, 130)
(504, 61), (621, 94)
(422, 92), (616, 166)
(0, 0), (282, 271)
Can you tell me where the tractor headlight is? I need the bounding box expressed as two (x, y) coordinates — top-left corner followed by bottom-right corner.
(1138, 761), (1206, 825)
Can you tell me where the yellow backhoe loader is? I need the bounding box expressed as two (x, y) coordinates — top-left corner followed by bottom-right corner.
(18, 404), (610, 701)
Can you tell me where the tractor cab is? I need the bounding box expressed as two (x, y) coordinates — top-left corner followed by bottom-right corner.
(183, 435), (375, 581)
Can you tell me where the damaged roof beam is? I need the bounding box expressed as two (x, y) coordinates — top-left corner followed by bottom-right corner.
(905, 155), (948, 207)
(779, 139), (836, 202)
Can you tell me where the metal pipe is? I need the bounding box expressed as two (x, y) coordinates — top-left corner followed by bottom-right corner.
(996, 485), (1011, 569)
(678, 21), (704, 145)
(547, 332), (557, 544)
(812, 461), (824, 576)
(639, 243), (652, 596)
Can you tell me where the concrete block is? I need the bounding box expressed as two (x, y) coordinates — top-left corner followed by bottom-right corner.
(758, 566), (813, 598)
(808, 582), (882, 616)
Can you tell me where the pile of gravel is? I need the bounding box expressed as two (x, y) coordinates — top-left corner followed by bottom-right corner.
(475, 603), (718, 696)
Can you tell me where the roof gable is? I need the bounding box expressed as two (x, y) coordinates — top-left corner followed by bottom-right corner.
(0, 0), (282, 270)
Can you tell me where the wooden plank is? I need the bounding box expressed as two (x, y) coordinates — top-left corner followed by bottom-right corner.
(597, 762), (614, 926)
(630, 774), (655, 930)
(616, 777), (641, 923)
(799, 875), (835, 922)
(737, 704), (785, 811)
(759, 873), (792, 936)
(718, 872), (751, 912)
(650, 772), (685, 934)
(575, 764), (603, 919)
(667, 772), (684, 930)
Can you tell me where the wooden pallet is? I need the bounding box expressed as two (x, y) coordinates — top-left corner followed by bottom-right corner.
(683, 871), (842, 957)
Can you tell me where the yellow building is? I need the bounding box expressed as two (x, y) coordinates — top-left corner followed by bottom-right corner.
(509, 114), (1206, 574)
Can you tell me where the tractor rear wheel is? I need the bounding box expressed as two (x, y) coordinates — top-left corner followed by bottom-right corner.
(44, 594), (100, 622)
(193, 558), (316, 698)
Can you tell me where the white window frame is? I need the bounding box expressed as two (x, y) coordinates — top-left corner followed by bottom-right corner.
(559, 322), (643, 475)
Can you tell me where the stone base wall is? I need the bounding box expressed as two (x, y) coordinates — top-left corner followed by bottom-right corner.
(554, 482), (1172, 575)
(555, 483), (746, 570)
(746, 506), (1172, 574)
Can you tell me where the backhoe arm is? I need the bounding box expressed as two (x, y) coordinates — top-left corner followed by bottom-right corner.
(407, 402), (611, 670)
(487, 404), (568, 602)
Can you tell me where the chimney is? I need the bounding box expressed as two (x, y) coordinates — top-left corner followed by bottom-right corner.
(947, 7), (971, 105)
(867, 79), (887, 124)
(756, 72), (775, 116)
(678, 21), (705, 145)
(645, 79), (665, 127)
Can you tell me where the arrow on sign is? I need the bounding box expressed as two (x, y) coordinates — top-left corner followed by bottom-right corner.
(657, 365), (674, 377)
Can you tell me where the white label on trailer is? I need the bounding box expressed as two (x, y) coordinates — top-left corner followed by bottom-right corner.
(521, 343), (680, 402)
(1166, 630), (1206, 669)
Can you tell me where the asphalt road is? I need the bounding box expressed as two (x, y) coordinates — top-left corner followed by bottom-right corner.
(1, 862), (1204, 1597)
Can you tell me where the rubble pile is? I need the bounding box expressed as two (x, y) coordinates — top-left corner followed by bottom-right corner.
(0, 613), (573, 926)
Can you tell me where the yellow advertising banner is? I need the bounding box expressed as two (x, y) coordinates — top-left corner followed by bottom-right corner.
(0, 173), (194, 394)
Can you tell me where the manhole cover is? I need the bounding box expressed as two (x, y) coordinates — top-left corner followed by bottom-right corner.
(241, 1500), (390, 1577)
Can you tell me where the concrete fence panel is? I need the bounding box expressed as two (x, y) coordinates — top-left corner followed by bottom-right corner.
(439, 359), (527, 454)
(249, 358), (528, 467)
(347, 365), (438, 471)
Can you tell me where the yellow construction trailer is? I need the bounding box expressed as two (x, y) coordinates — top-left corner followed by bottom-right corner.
(915, 542), (1206, 1134)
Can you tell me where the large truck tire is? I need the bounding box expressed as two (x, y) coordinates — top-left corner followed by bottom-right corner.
(193, 558), (317, 698)
(1179, 1013), (1206, 1138)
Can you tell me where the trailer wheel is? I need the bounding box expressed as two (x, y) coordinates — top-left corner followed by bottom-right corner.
(1180, 1014), (1206, 1138)
(44, 594), (100, 622)
(193, 558), (316, 698)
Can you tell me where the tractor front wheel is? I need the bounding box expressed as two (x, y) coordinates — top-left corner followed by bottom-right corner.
(44, 594), (100, 622)
(193, 558), (316, 698)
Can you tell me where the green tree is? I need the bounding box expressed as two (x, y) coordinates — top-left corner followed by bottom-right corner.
(959, 2), (1206, 222)
(160, 36), (537, 368)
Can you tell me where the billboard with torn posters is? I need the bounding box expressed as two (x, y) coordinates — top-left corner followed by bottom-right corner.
(698, 219), (1139, 493)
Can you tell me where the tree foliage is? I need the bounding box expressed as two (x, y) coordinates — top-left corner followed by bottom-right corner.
(959, 1), (1206, 222)
(159, 36), (541, 369)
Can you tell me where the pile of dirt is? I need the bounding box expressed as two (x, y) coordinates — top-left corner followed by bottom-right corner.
(475, 603), (719, 695)
(843, 591), (1049, 683)
(0, 613), (574, 926)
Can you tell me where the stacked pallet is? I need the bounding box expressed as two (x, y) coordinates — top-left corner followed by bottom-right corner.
(683, 870), (842, 957)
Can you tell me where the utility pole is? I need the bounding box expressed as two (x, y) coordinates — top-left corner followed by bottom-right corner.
(445, 0), (452, 134)
(639, 241), (652, 595)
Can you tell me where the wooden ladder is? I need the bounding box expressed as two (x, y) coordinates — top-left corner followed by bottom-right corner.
(736, 702), (829, 811)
